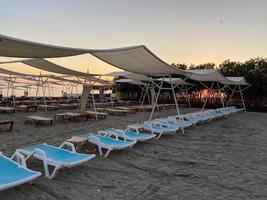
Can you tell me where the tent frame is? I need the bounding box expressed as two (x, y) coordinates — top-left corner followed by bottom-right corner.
(225, 84), (251, 111)
(149, 75), (183, 120)
(200, 81), (227, 110)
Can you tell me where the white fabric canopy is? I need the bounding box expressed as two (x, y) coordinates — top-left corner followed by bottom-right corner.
(0, 35), (186, 76)
(105, 71), (151, 81)
(220, 77), (250, 86)
(0, 67), (81, 84)
(0, 67), (32, 77)
(157, 77), (192, 85)
(91, 46), (185, 75)
(22, 58), (96, 77)
(0, 59), (109, 84)
(0, 34), (88, 58)
(115, 78), (146, 85)
(186, 69), (226, 82)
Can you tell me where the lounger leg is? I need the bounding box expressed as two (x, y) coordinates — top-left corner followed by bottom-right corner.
(48, 166), (60, 179)
(42, 160), (61, 179)
(181, 127), (185, 134)
(98, 146), (103, 156)
(9, 121), (14, 132)
(156, 133), (162, 139)
(104, 149), (112, 157)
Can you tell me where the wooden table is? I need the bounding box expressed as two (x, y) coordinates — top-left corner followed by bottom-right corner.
(0, 120), (14, 132)
(17, 105), (37, 112)
(24, 115), (54, 126)
(55, 112), (89, 123)
(67, 136), (96, 154)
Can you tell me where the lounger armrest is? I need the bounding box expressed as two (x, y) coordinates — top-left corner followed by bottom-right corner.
(59, 141), (77, 153)
(100, 130), (126, 141)
(126, 124), (143, 133)
(11, 151), (27, 167)
(88, 135), (101, 145)
(98, 130), (115, 138)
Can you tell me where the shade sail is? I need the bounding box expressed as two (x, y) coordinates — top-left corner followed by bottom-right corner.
(220, 77), (250, 86)
(22, 58), (97, 77)
(0, 67), (84, 84)
(186, 69), (226, 82)
(91, 46), (185, 75)
(0, 59), (109, 84)
(0, 34), (88, 58)
(0, 67), (32, 77)
(0, 35), (186, 76)
(115, 78), (146, 85)
(104, 71), (151, 81)
(157, 77), (193, 85)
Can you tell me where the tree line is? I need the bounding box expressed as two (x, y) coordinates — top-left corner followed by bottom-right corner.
(172, 57), (267, 98)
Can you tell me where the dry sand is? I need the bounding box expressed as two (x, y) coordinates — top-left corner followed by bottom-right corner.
(0, 108), (267, 200)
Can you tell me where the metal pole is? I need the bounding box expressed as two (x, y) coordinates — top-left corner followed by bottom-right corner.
(226, 85), (236, 107)
(239, 85), (246, 111)
(169, 75), (180, 115)
(149, 79), (164, 120)
(41, 76), (48, 112)
(185, 84), (191, 108)
(88, 73), (98, 120)
(202, 82), (214, 110)
(216, 81), (225, 107)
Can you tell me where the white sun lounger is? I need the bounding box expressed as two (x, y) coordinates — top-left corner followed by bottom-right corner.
(0, 152), (41, 191)
(99, 128), (156, 142)
(127, 122), (177, 139)
(77, 133), (136, 157)
(154, 117), (194, 134)
(16, 142), (95, 179)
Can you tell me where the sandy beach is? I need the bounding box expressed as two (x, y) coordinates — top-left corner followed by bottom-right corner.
(0, 108), (266, 200)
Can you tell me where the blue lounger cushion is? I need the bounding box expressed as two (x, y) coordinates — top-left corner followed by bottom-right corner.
(22, 144), (93, 166)
(104, 128), (156, 141)
(0, 154), (41, 191)
(79, 133), (136, 148)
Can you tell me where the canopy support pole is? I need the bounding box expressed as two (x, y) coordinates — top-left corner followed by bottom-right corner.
(139, 86), (145, 104)
(34, 76), (41, 106)
(239, 85), (246, 111)
(184, 84), (191, 108)
(149, 79), (164, 120)
(169, 75), (180, 115)
(40, 76), (48, 112)
(202, 82), (214, 110)
(226, 85), (236, 107)
(216, 81), (225, 107)
(141, 84), (149, 105)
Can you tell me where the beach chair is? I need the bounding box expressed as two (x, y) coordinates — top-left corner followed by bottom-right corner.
(55, 112), (89, 123)
(99, 128), (156, 142)
(226, 106), (244, 113)
(77, 133), (136, 157)
(16, 142), (95, 179)
(0, 120), (14, 132)
(24, 115), (54, 126)
(104, 108), (130, 115)
(37, 104), (58, 111)
(0, 152), (41, 191)
(114, 107), (136, 113)
(185, 112), (212, 123)
(84, 111), (109, 119)
(154, 117), (194, 134)
(0, 106), (15, 113)
(169, 114), (199, 126)
(128, 122), (177, 139)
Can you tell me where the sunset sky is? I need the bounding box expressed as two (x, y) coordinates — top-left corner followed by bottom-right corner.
(0, 0), (266, 75)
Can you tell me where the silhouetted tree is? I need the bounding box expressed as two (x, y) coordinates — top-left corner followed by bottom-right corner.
(171, 63), (187, 70)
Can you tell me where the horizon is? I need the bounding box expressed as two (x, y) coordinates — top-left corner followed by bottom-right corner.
(0, 0), (266, 75)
